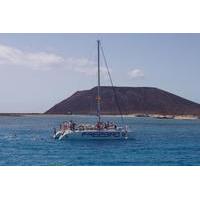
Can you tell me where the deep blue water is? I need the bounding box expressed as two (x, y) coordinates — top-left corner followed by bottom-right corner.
(0, 115), (200, 166)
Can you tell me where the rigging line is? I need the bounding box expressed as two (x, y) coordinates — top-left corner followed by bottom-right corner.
(100, 45), (126, 127)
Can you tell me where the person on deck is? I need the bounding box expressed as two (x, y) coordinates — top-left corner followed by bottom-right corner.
(105, 121), (110, 129)
(96, 122), (100, 130)
(71, 121), (76, 131)
(63, 121), (68, 130)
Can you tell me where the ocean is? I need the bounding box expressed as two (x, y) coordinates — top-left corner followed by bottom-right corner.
(0, 115), (200, 166)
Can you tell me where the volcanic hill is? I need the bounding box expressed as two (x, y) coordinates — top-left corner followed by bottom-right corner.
(45, 86), (200, 116)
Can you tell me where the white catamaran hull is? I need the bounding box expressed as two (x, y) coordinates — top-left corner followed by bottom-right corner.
(54, 130), (128, 140)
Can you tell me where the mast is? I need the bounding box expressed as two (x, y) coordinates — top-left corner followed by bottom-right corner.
(97, 40), (101, 123)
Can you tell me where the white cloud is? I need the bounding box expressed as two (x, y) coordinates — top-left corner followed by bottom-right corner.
(64, 58), (97, 76)
(0, 43), (108, 76)
(129, 68), (144, 79)
(66, 58), (108, 76)
(0, 44), (64, 71)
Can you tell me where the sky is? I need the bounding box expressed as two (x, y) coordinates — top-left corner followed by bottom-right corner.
(0, 33), (199, 113)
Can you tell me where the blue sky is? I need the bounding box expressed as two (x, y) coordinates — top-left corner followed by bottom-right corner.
(0, 33), (199, 112)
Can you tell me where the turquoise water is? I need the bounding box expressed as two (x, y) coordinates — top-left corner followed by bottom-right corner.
(0, 115), (200, 166)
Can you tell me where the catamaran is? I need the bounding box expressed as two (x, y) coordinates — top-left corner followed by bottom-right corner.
(53, 40), (128, 140)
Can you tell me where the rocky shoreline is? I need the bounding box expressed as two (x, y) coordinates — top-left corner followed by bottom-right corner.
(0, 113), (199, 120)
(131, 114), (200, 120)
(95, 113), (200, 120)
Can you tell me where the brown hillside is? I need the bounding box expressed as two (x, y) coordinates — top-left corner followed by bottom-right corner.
(45, 86), (200, 116)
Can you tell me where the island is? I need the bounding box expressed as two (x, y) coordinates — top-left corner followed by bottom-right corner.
(45, 86), (200, 119)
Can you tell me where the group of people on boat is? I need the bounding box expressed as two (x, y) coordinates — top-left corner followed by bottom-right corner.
(57, 120), (118, 132)
(95, 121), (117, 130)
(60, 120), (76, 131)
